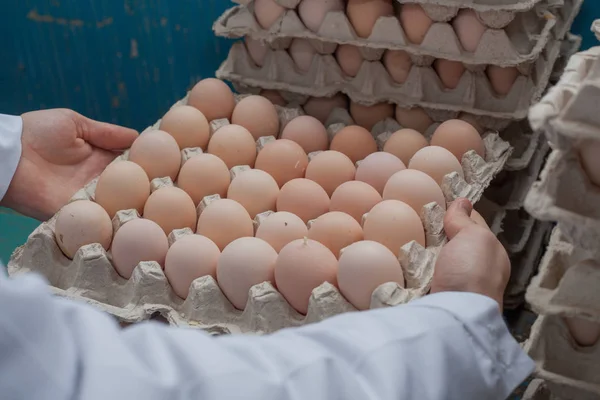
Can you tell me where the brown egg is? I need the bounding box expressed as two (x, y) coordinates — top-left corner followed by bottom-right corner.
(453, 9), (487, 53)
(431, 119), (485, 161)
(330, 125), (378, 163)
(383, 128), (429, 165)
(232, 95), (280, 140)
(347, 0), (394, 38)
(395, 106), (433, 133)
(308, 211), (363, 257)
(217, 237), (278, 310)
(383, 50), (413, 84)
(305, 150), (356, 196)
(143, 187), (197, 236)
(245, 36), (269, 67)
(260, 89), (287, 106)
(303, 94), (349, 124)
(164, 234), (221, 299)
(398, 4), (433, 44)
(277, 178), (330, 223)
(128, 130), (181, 181)
(330, 181), (382, 223)
(207, 124), (258, 169)
(298, 0), (345, 33)
(336, 44), (364, 77)
(227, 169), (279, 218)
(196, 199), (254, 250)
(486, 65), (520, 96)
(280, 115), (329, 154)
(255, 211), (308, 252)
(177, 154), (231, 205)
(579, 139), (600, 187)
(275, 238), (338, 314)
(383, 169), (446, 214)
(111, 218), (169, 279)
(350, 101), (395, 131)
(363, 200), (425, 255)
(458, 113), (484, 134)
(434, 59), (466, 89)
(338, 240), (404, 310)
(159, 105), (210, 150)
(255, 139), (309, 187)
(564, 317), (600, 347)
(355, 152), (406, 195)
(470, 210), (489, 229)
(409, 146), (464, 185)
(95, 161), (150, 218)
(55, 200), (113, 259)
(289, 38), (317, 72)
(188, 78), (236, 122)
(254, 0), (286, 29)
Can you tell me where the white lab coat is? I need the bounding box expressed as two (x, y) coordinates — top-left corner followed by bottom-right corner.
(0, 113), (534, 400)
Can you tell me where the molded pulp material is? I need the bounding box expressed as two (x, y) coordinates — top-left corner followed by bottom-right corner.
(214, 0), (582, 67)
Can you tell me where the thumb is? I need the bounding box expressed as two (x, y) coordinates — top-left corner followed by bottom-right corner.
(444, 198), (475, 239)
(79, 116), (139, 151)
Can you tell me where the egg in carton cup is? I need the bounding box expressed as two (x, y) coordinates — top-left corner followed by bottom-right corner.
(485, 138), (550, 210)
(214, 0), (581, 67)
(525, 314), (600, 400)
(503, 220), (553, 310)
(524, 149), (600, 259)
(216, 33), (565, 120)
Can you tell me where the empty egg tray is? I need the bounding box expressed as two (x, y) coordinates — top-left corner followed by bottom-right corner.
(7, 94), (511, 332)
(231, 0), (545, 13)
(214, 0), (581, 67)
(525, 314), (600, 400)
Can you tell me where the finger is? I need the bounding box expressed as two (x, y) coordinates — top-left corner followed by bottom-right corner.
(80, 116), (139, 151)
(443, 198), (475, 239)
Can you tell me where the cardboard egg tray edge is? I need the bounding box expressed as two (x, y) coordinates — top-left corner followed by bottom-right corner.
(526, 227), (600, 322)
(231, 0), (545, 13)
(214, 0), (582, 67)
(529, 46), (600, 148)
(6, 94), (510, 332)
(216, 33), (565, 120)
(524, 314), (600, 400)
(550, 32), (583, 84)
(503, 220), (553, 310)
(522, 379), (554, 400)
(524, 148), (600, 258)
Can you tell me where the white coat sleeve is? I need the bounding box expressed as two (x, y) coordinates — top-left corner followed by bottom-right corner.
(0, 270), (534, 400)
(0, 114), (23, 202)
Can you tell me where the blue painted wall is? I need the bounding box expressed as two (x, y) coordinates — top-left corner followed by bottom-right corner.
(0, 0), (598, 263)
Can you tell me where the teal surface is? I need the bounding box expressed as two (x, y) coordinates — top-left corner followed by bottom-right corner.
(0, 1), (599, 263)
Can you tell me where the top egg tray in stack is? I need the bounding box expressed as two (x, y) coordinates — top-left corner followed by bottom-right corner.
(7, 91), (511, 335)
(214, 0), (582, 127)
(522, 40), (600, 400)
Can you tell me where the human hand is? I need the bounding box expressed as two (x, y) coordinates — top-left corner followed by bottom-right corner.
(2, 109), (138, 220)
(430, 198), (510, 308)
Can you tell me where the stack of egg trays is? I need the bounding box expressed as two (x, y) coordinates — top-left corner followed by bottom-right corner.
(522, 44), (600, 400)
(7, 92), (512, 335)
(214, 0), (583, 126)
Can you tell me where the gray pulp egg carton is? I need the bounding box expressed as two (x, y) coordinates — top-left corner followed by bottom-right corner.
(214, 0), (581, 67)
(523, 379), (555, 400)
(6, 93), (509, 333)
(525, 314), (600, 400)
(231, 0), (546, 13)
(550, 32), (583, 83)
(525, 149), (600, 259)
(526, 227), (600, 322)
(216, 35), (564, 120)
(503, 220), (553, 310)
(474, 196), (506, 235)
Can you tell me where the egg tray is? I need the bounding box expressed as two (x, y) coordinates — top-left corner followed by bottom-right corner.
(524, 148), (600, 259)
(474, 196), (506, 235)
(498, 207), (538, 254)
(6, 94), (509, 333)
(501, 119), (545, 171)
(550, 32), (583, 84)
(525, 314), (600, 400)
(214, 0), (581, 67)
(484, 138), (550, 210)
(503, 220), (553, 310)
(529, 46), (600, 151)
(231, 0), (545, 14)
(217, 32), (565, 121)
(526, 227), (600, 322)
(522, 379), (554, 400)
